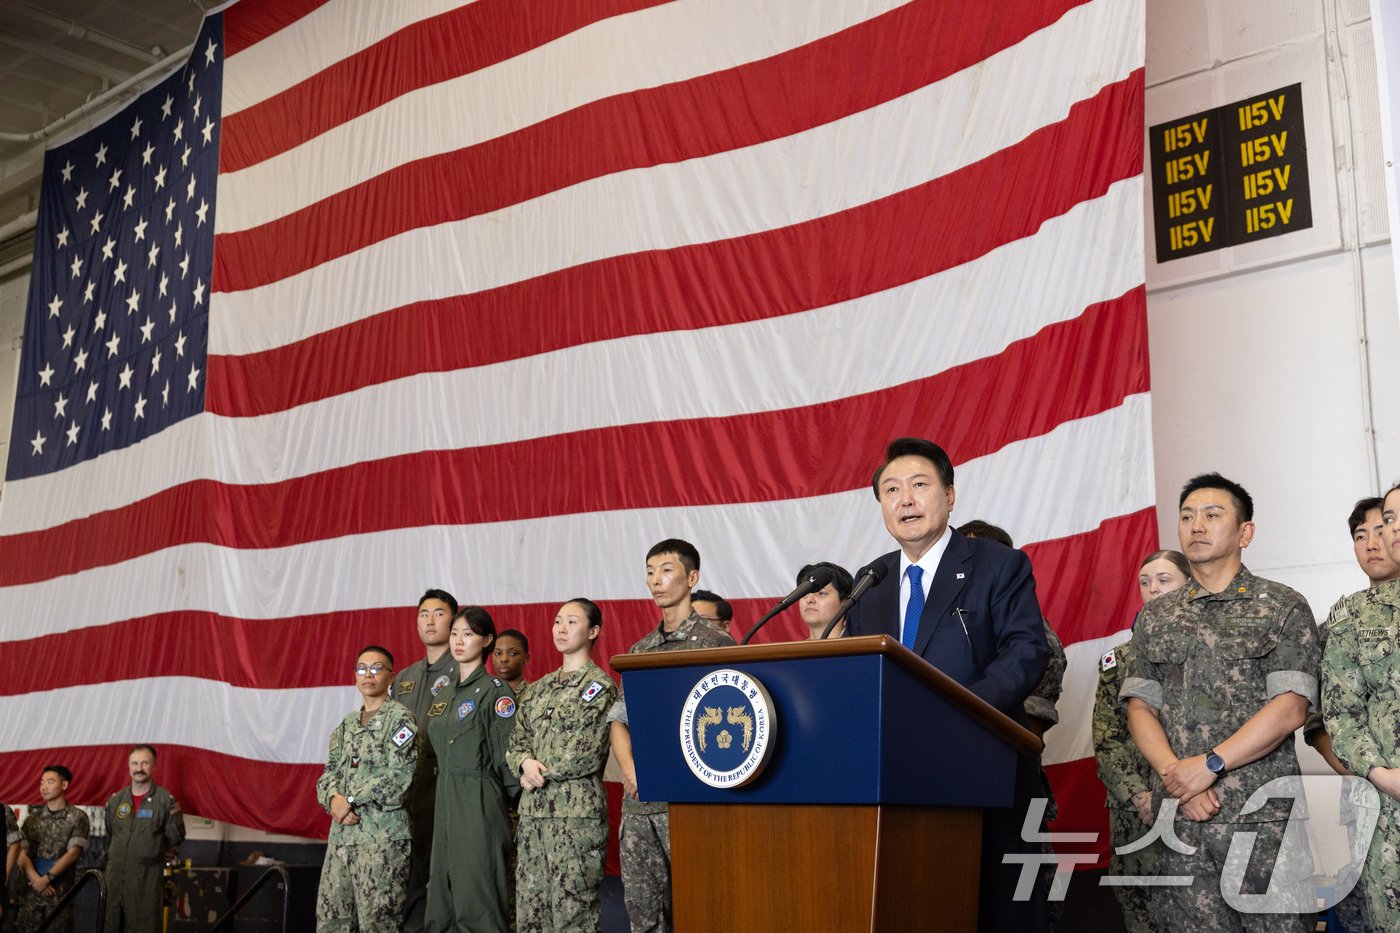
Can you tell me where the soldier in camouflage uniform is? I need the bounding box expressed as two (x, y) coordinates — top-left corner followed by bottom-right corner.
(5, 802), (19, 922)
(508, 599), (618, 932)
(105, 745), (184, 933)
(13, 766), (88, 933)
(316, 645), (418, 933)
(1305, 498), (1396, 931)
(608, 540), (734, 933)
(1092, 549), (1191, 933)
(392, 589), (457, 933)
(1122, 474), (1319, 932)
(1321, 482), (1400, 929)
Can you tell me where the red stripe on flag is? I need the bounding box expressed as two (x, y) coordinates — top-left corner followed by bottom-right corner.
(0, 289), (1146, 585)
(220, 0), (676, 172)
(1027, 507), (1159, 646)
(0, 599), (698, 695)
(210, 71), (1145, 416)
(214, 0), (1091, 284)
(0, 744), (328, 839)
(0, 511), (1150, 692)
(223, 0), (334, 57)
(1045, 756), (1113, 869)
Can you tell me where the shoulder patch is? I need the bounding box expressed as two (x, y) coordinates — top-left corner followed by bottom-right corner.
(492, 678), (503, 687)
(581, 681), (606, 703)
(495, 696), (516, 718)
(427, 702), (447, 717)
(397, 680), (415, 696)
(1100, 649), (1116, 671)
(430, 674), (450, 696)
(392, 723), (416, 747)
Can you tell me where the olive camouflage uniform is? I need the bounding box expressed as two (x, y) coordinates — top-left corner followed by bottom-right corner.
(1093, 637), (1163, 933)
(105, 782), (183, 933)
(425, 665), (519, 933)
(315, 699), (418, 933)
(392, 652), (456, 933)
(1303, 589), (1373, 932)
(1121, 567), (1319, 932)
(14, 805), (89, 933)
(5, 804), (18, 920)
(1025, 620), (1066, 923)
(607, 612), (734, 933)
(507, 660), (617, 932)
(1321, 578), (1400, 929)
(1025, 619), (1066, 822)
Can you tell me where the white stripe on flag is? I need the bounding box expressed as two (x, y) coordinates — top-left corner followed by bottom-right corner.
(4, 179), (1142, 534)
(0, 396), (1153, 639)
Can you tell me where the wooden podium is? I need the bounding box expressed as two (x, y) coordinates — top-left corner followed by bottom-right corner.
(611, 635), (1039, 933)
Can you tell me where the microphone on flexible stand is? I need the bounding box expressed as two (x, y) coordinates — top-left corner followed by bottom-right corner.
(740, 566), (837, 645)
(820, 560), (889, 639)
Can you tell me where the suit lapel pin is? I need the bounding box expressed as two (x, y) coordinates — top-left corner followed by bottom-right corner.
(956, 572), (965, 579)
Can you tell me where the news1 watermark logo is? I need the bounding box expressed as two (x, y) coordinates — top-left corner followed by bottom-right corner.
(1006, 775), (1380, 911)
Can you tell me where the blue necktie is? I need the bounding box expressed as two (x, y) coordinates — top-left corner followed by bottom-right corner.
(902, 565), (924, 649)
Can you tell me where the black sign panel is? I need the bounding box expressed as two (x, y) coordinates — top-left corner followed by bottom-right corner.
(1150, 83), (1312, 262)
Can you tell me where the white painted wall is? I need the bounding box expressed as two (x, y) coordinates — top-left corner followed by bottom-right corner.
(1144, 0), (1398, 775)
(1145, 0), (1399, 614)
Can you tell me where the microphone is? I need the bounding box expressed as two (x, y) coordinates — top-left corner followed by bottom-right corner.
(740, 566), (838, 645)
(820, 560), (889, 639)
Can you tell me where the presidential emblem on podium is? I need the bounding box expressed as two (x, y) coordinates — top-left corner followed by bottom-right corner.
(678, 668), (776, 788)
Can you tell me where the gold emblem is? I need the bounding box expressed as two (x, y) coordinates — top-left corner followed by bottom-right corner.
(695, 704), (754, 752)
(398, 680), (416, 695)
(427, 702), (447, 717)
(728, 705), (754, 751)
(695, 707), (722, 751)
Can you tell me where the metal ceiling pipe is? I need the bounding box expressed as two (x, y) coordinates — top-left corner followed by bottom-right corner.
(0, 41), (191, 144)
(7, 3), (162, 64)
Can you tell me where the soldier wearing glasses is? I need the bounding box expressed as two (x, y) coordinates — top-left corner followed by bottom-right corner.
(315, 646), (418, 933)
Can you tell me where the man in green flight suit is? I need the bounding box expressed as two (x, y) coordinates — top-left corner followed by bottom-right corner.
(316, 645), (418, 932)
(104, 744), (185, 933)
(391, 588), (458, 933)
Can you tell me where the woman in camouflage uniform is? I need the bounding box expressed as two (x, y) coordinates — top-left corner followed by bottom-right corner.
(1092, 549), (1190, 932)
(508, 599), (617, 933)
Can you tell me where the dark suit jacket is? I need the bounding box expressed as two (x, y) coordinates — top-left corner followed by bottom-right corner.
(845, 530), (1049, 719)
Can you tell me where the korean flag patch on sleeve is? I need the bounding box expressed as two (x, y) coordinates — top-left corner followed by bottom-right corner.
(1100, 649), (1117, 671)
(581, 681), (605, 703)
(393, 724), (416, 748)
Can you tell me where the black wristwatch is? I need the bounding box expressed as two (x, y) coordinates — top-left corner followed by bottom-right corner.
(1205, 750), (1226, 775)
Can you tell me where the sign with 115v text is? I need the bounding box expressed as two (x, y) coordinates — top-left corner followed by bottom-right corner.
(1149, 83), (1312, 262)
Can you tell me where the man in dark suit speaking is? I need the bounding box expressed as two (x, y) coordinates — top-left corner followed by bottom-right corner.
(845, 436), (1050, 931)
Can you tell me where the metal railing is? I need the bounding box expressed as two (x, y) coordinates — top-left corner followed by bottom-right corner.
(33, 867), (105, 933)
(210, 865), (290, 933)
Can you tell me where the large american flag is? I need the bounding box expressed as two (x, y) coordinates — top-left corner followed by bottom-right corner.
(1, 0), (1150, 854)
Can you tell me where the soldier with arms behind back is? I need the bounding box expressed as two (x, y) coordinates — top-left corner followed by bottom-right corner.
(104, 745), (184, 933)
(392, 588), (457, 933)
